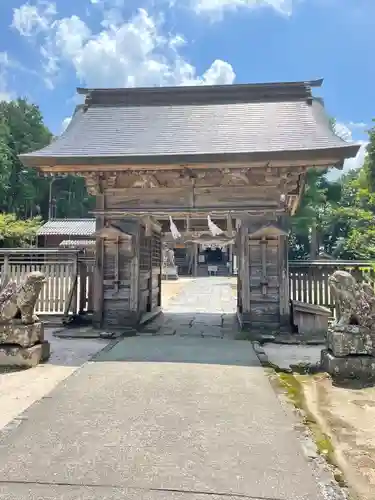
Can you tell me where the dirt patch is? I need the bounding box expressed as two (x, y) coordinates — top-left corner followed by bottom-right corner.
(303, 375), (375, 500)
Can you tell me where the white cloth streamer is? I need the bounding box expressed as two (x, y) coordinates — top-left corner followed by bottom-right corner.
(169, 216), (181, 239)
(207, 215), (224, 236)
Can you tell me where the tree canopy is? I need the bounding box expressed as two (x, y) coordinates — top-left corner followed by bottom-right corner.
(290, 120), (374, 260)
(0, 98), (94, 246)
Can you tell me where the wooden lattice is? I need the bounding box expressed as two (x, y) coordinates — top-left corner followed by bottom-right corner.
(139, 226), (151, 271)
(151, 231), (161, 268)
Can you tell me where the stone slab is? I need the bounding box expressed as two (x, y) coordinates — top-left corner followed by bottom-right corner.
(321, 349), (375, 380)
(0, 321), (44, 347)
(162, 266), (179, 280)
(0, 341), (50, 368)
(327, 327), (375, 357)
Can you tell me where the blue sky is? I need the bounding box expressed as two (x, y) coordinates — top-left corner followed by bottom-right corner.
(0, 0), (373, 173)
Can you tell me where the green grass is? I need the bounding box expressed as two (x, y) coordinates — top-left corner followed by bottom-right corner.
(275, 372), (342, 480)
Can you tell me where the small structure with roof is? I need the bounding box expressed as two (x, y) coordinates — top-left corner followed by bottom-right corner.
(37, 219), (96, 247)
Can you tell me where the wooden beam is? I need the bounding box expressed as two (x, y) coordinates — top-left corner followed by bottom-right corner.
(37, 157), (343, 174)
(91, 206), (284, 218)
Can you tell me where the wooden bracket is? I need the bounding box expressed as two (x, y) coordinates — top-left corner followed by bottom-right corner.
(79, 172), (103, 196)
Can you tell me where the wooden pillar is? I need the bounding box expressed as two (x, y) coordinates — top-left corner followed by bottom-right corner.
(130, 221), (140, 323)
(279, 233), (290, 326)
(193, 242), (198, 277)
(93, 194), (105, 328)
(157, 234), (162, 307)
(78, 260), (88, 314)
(237, 222), (250, 326)
(145, 220), (153, 313)
(87, 264), (94, 313)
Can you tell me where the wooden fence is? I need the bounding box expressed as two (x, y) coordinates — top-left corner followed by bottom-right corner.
(0, 249), (94, 316)
(0, 249), (373, 319)
(289, 260), (375, 315)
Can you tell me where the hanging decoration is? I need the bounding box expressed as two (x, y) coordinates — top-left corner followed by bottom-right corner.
(169, 216), (181, 240)
(207, 215), (224, 237)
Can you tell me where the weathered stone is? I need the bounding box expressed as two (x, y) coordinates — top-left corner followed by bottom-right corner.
(329, 270), (375, 329)
(327, 326), (374, 357)
(0, 281), (18, 322)
(157, 327), (176, 336)
(0, 321), (44, 347)
(16, 271), (46, 324)
(0, 341), (50, 368)
(0, 271), (45, 325)
(162, 245), (179, 280)
(322, 270), (375, 380)
(321, 349), (375, 380)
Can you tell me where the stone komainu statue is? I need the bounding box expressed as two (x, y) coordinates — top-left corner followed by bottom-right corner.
(329, 270), (375, 329)
(0, 271), (46, 325)
(162, 245), (175, 268)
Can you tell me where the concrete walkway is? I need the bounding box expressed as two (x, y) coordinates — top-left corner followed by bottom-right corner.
(0, 278), (330, 499)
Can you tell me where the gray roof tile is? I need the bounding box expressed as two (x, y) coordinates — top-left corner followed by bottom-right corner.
(20, 81), (360, 166)
(37, 219), (96, 236)
(59, 239), (95, 248)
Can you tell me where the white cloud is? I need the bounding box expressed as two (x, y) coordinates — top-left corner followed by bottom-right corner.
(61, 116), (72, 132)
(333, 121), (353, 142)
(12, 1), (57, 37)
(348, 121), (368, 130)
(327, 121), (368, 180)
(192, 0), (294, 19)
(341, 140), (368, 174)
(12, 4), (236, 89)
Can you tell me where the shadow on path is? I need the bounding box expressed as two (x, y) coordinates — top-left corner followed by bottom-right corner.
(94, 335), (260, 367)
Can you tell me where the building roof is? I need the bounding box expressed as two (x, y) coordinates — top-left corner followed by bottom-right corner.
(59, 239), (95, 248)
(20, 80), (360, 167)
(37, 219), (96, 237)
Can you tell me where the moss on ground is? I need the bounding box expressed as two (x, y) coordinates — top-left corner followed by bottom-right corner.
(275, 371), (344, 485)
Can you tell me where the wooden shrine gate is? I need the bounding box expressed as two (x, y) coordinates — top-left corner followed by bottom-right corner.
(19, 81), (359, 333)
(94, 217), (162, 328)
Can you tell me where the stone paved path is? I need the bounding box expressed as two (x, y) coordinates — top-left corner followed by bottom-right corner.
(0, 278), (334, 499)
(141, 277), (238, 338)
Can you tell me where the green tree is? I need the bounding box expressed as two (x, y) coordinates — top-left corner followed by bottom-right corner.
(365, 119), (375, 191)
(0, 213), (42, 247)
(0, 98), (94, 221)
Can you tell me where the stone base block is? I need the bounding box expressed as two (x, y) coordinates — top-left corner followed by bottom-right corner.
(162, 266), (179, 280)
(0, 321), (44, 348)
(321, 349), (375, 380)
(327, 325), (374, 357)
(0, 341), (50, 368)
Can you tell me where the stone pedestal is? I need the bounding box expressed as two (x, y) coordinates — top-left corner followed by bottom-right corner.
(322, 325), (375, 380)
(321, 350), (375, 380)
(162, 266), (179, 280)
(0, 322), (44, 347)
(326, 326), (374, 357)
(0, 321), (50, 368)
